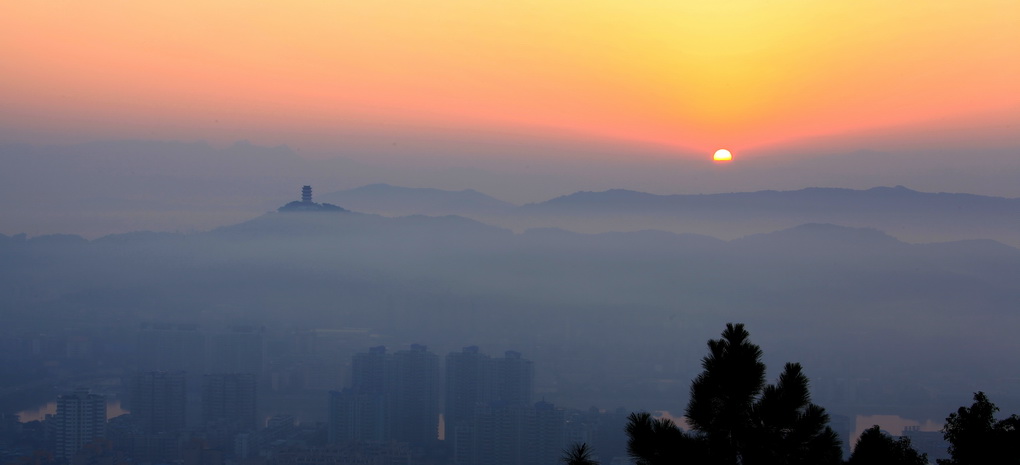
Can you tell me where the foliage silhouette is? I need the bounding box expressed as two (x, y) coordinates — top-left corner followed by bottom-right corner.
(625, 412), (706, 465)
(939, 391), (1020, 465)
(626, 323), (842, 465)
(562, 442), (599, 465)
(847, 425), (927, 465)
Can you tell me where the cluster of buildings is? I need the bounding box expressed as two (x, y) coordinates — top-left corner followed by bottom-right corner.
(3, 332), (630, 465)
(42, 371), (261, 464)
(327, 345), (568, 465)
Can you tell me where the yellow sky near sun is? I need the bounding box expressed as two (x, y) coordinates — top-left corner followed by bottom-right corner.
(1, 0), (1017, 155)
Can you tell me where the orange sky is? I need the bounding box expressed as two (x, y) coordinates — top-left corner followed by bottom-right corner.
(2, 1), (1018, 157)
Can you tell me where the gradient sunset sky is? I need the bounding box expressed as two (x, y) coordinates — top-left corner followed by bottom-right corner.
(2, 1), (1018, 159)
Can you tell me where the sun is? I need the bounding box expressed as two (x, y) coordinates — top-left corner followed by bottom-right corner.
(713, 149), (732, 162)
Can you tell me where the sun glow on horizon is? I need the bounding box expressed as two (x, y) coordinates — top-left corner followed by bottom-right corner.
(713, 149), (733, 162)
(1, 1), (1017, 153)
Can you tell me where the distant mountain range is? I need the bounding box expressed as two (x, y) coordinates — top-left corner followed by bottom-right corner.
(6, 197), (1020, 413)
(5, 140), (1020, 414)
(317, 184), (516, 217)
(320, 184), (1020, 246)
(6, 139), (1020, 240)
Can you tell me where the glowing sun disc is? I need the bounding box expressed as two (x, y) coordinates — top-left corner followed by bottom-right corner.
(713, 149), (732, 161)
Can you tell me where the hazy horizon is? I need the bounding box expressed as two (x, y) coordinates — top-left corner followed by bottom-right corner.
(3, 131), (1020, 240)
(2, 2), (1019, 463)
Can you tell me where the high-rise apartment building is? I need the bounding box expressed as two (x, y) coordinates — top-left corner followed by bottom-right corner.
(127, 371), (187, 434)
(445, 348), (539, 465)
(445, 348), (534, 436)
(445, 346), (494, 434)
(55, 388), (107, 460)
(202, 373), (257, 431)
(493, 350), (534, 407)
(328, 345), (439, 446)
(330, 346), (392, 444)
(328, 389), (389, 443)
(350, 346), (391, 392)
(456, 400), (565, 465)
(392, 344), (440, 444)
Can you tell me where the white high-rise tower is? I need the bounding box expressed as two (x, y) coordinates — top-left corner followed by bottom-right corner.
(55, 388), (106, 460)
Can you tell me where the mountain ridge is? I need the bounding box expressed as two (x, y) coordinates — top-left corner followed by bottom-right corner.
(323, 183), (1020, 246)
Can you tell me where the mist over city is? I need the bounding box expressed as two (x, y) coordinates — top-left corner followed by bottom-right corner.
(3, 1), (1020, 464)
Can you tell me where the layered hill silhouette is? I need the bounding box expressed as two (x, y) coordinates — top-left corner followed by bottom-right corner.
(321, 184), (1020, 246)
(5, 199), (1020, 413)
(7, 139), (1020, 241)
(5, 139), (1020, 415)
(317, 183), (516, 217)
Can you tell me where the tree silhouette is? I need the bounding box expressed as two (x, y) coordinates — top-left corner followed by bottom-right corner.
(939, 392), (1020, 465)
(686, 323), (765, 464)
(743, 362), (841, 465)
(562, 442), (599, 465)
(625, 412), (706, 465)
(626, 323), (841, 465)
(847, 425), (927, 465)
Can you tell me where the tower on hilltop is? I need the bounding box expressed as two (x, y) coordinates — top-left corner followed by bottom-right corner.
(278, 185), (346, 212)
